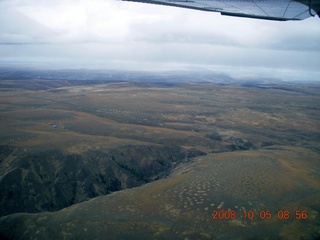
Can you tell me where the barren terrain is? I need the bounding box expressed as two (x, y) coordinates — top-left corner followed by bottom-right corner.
(0, 69), (319, 239)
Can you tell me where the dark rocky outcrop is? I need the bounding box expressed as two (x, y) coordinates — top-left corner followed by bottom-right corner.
(0, 145), (205, 216)
(225, 138), (257, 151)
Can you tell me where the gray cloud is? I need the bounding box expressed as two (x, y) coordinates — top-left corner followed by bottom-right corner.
(0, 0), (319, 76)
(0, 8), (59, 44)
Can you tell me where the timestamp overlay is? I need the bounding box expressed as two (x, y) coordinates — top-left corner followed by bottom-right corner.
(212, 209), (309, 221)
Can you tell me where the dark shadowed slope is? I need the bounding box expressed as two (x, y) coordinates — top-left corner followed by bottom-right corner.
(1, 146), (319, 240)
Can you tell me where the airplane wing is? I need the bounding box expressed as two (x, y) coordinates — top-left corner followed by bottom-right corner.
(122, 0), (320, 21)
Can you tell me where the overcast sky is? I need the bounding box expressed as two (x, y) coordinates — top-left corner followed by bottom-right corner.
(0, 0), (319, 80)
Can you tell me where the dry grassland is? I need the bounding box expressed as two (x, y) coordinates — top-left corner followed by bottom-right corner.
(0, 79), (319, 239)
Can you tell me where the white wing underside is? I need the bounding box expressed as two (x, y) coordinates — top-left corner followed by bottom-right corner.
(122, 0), (319, 21)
